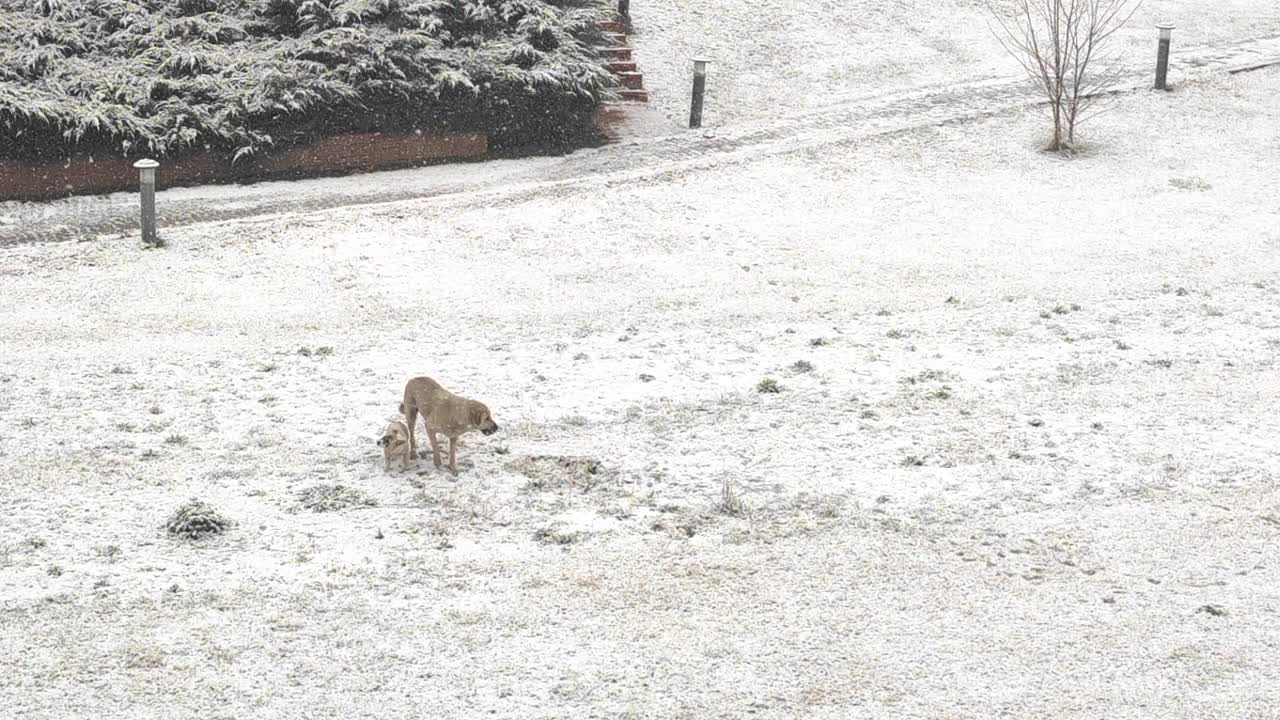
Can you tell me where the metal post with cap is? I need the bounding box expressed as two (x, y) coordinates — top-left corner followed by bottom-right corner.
(689, 57), (711, 129)
(1155, 23), (1175, 91)
(133, 158), (159, 247)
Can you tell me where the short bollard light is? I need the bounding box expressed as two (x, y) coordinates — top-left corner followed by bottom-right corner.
(133, 158), (160, 247)
(689, 57), (711, 129)
(618, 0), (629, 19)
(1155, 23), (1175, 91)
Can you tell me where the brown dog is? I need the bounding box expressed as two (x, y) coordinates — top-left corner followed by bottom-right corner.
(400, 376), (499, 475)
(377, 420), (412, 471)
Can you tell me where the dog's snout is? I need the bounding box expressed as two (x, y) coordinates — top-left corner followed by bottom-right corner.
(483, 424), (499, 436)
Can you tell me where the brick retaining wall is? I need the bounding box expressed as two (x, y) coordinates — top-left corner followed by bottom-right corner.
(0, 130), (487, 200)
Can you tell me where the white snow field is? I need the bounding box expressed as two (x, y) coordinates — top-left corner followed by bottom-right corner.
(2, 62), (1279, 719)
(633, 0), (1280, 125)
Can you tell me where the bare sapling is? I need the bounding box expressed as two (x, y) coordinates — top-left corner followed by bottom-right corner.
(986, 0), (1144, 152)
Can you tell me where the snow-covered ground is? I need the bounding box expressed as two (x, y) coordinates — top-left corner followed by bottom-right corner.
(1, 64), (1279, 717)
(633, 0), (1280, 125)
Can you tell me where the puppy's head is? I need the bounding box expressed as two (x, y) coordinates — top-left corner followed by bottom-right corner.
(469, 402), (499, 436)
(379, 421), (409, 446)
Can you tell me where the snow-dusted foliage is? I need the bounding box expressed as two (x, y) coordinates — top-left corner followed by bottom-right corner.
(0, 0), (618, 160)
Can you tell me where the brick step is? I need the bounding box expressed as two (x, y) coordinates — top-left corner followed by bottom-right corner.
(616, 71), (644, 90)
(597, 17), (645, 104)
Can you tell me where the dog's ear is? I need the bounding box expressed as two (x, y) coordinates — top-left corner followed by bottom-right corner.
(470, 405), (487, 426)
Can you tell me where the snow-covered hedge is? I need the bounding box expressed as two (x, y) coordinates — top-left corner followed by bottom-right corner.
(0, 0), (617, 161)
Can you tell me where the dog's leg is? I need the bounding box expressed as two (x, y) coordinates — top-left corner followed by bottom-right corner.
(427, 429), (443, 468)
(448, 437), (458, 476)
(405, 405), (419, 464)
(384, 451), (390, 472)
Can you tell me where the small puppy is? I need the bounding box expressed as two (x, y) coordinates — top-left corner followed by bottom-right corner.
(376, 420), (412, 471)
(400, 376), (499, 475)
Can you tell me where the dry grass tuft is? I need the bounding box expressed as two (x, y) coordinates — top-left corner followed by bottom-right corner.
(757, 378), (782, 393)
(166, 499), (231, 539)
(717, 477), (750, 517)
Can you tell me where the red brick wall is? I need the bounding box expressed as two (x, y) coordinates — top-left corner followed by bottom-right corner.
(0, 131), (487, 200)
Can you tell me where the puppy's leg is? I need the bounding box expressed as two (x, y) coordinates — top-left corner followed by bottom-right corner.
(448, 436), (458, 476)
(384, 450), (391, 472)
(427, 429), (443, 468)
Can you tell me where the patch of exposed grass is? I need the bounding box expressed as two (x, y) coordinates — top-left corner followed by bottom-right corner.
(902, 369), (954, 385)
(757, 378), (782, 394)
(93, 544), (122, 559)
(533, 527), (582, 546)
(295, 484), (377, 513)
(511, 455), (609, 493)
(925, 386), (953, 401)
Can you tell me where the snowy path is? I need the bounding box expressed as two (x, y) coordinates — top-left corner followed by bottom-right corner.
(1, 33), (1277, 248)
